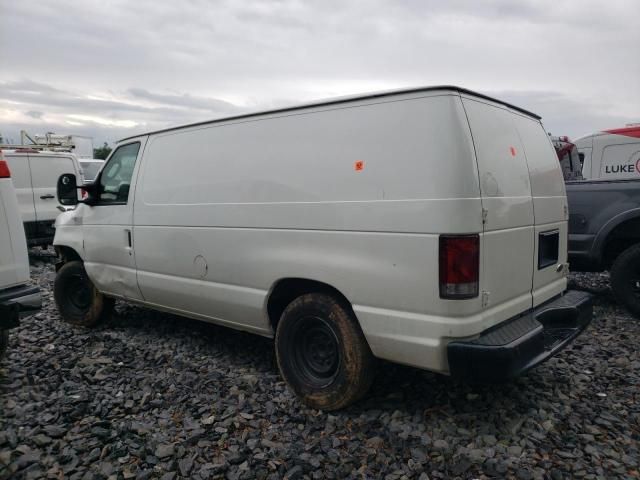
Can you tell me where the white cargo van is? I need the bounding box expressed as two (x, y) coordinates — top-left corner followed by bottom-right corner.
(0, 151), (41, 357)
(575, 126), (640, 180)
(52, 86), (592, 409)
(3, 148), (83, 246)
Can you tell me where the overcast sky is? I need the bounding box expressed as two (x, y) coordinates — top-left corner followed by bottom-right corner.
(1, 0), (638, 148)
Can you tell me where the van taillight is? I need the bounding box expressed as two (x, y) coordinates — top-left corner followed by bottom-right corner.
(0, 160), (10, 178)
(439, 234), (479, 299)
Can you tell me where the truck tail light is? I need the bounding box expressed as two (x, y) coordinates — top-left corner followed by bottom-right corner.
(439, 234), (479, 299)
(0, 160), (10, 178)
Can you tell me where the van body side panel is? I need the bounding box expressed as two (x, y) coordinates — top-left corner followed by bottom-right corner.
(133, 228), (444, 336)
(138, 94), (481, 214)
(461, 98), (535, 322)
(132, 93), (486, 369)
(0, 179), (29, 288)
(0, 191), (18, 287)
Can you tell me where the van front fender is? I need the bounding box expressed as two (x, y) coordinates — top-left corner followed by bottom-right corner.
(53, 212), (84, 265)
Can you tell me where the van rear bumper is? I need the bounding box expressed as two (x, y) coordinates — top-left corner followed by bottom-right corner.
(0, 284), (41, 329)
(447, 290), (592, 382)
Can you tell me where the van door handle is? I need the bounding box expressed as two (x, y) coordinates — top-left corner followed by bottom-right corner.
(125, 229), (132, 248)
(40, 194), (55, 199)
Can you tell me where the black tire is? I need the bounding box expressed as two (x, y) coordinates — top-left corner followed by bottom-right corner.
(275, 293), (375, 410)
(54, 261), (114, 327)
(610, 243), (640, 318)
(0, 330), (8, 358)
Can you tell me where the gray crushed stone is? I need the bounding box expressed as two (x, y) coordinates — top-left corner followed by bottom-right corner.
(1, 250), (638, 479)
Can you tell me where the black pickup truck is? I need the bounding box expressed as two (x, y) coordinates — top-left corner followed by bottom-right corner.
(566, 178), (640, 317)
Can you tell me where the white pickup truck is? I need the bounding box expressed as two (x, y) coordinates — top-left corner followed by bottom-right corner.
(0, 151), (41, 357)
(52, 86), (593, 409)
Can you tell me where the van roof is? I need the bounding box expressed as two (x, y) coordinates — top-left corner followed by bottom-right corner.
(118, 85), (541, 142)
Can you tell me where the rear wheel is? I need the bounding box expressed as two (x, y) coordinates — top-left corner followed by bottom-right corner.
(275, 293), (375, 410)
(610, 243), (640, 318)
(54, 261), (114, 327)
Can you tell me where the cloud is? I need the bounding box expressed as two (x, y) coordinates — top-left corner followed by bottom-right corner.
(25, 110), (43, 119)
(0, 0), (637, 145)
(0, 79), (251, 145)
(127, 88), (239, 113)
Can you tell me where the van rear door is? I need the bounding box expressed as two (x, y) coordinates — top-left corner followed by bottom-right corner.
(511, 114), (568, 306)
(461, 97), (535, 320)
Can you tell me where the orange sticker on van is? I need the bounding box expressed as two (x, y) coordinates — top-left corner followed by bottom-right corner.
(510, 147), (517, 157)
(355, 160), (364, 171)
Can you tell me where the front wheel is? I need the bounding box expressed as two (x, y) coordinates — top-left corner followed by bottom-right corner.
(275, 293), (375, 410)
(54, 261), (114, 327)
(610, 243), (640, 318)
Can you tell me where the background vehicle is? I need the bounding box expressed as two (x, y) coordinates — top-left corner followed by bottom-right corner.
(79, 159), (105, 182)
(52, 86), (591, 409)
(566, 178), (640, 317)
(574, 125), (640, 181)
(0, 151), (42, 357)
(2, 148), (83, 246)
(550, 134), (583, 181)
(21, 130), (94, 160)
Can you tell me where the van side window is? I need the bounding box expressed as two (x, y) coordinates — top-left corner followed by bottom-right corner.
(98, 142), (141, 204)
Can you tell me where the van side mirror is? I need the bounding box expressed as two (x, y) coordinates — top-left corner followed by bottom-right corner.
(57, 174), (78, 206)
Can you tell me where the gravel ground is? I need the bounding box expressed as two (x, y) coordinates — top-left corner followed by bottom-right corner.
(1, 251), (639, 480)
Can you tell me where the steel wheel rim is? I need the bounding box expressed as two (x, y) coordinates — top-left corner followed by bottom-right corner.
(291, 316), (341, 388)
(68, 273), (92, 311)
